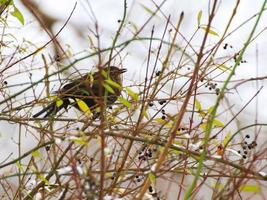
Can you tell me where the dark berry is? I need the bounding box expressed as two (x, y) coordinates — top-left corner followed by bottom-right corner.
(156, 71), (161, 76)
(3, 81), (7, 85)
(244, 151), (248, 155)
(161, 109), (165, 114)
(159, 100), (166, 105)
(161, 115), (166, 120)
(45, 145), (50, 151)
(148, 102), (154, 107)
(149, 186), (153, 192)
(245, 135), (250, 139)
(243, 155), (247, 159)
(250, 141), (257, 148)
(215, 88), (220, 95)
(237, 150), (241, 154)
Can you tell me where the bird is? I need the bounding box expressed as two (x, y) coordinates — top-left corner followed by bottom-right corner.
(33, 66), (127, 118)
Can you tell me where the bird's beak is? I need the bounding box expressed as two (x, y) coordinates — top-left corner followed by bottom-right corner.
(120, 68), (127, 74)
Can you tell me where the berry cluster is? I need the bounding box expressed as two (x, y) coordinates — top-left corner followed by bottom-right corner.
(203, 81), (220, 95)
(237, 135), (257, 159)
(138, 144), (154, 161)
(148, 185), (161, 200)
(233, 53), (247, 65)
(161, 109), (166, 120)
(158, 100), (166, 105)
(148, 99), (168, 120)
(135, 174), (144, 183)
(223, 43), (233, 50)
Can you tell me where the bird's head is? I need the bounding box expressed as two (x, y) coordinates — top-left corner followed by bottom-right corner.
(102, 66), (127, 84)
(107, 66), (127, 75)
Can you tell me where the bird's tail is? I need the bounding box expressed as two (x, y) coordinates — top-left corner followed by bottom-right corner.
(33, 98), (70, 118)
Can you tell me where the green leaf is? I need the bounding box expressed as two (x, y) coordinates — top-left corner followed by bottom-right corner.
(129, 21), (138, 33)
(70, 137), (88, 146)
(207, 106), (215, 114)
(0, 0), (12, 5)
(222, 131), (231, 146)
(118, 97), (131, 108)
(142, 109), (149, 119)
(148, 172), (156, 183)
(38, 174), (50, 185)
(197, 10), (202, 26)
(200, 123), (207, 131)
(16, 161), (23, 171)
(171, 142), (181, 155)
(140, 3), (155, 16)
(31, 150), (41, 158)
(75, 98), (92, 115)
(200, 26), (219, 37)
(87, 72), (94, 82)
(103, 83), (115, 94)
(11, 5), (24, 25)
(217, 64), (231, 72)
(155, 118), (172, 128)
(213, 183), (225, 190)
(195, 99), (206, 117)
(213, 119), (224, 127)
(56, 99), (64, 107)
(195, 99), (202, 111)
(156, 118), (166, 125)
(105, 79), (122, 90)
(95, 107), (100, 112)
(81, 88), (90, 96)
(101, 70), (108, 78)
(239, 185), (261, 193)
(126, 87), (139, 101)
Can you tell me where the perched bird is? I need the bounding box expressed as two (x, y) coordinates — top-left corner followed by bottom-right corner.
(33, 66), (126, 118)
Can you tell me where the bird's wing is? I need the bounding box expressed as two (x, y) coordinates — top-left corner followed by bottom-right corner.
(57, 73), (94, 97)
